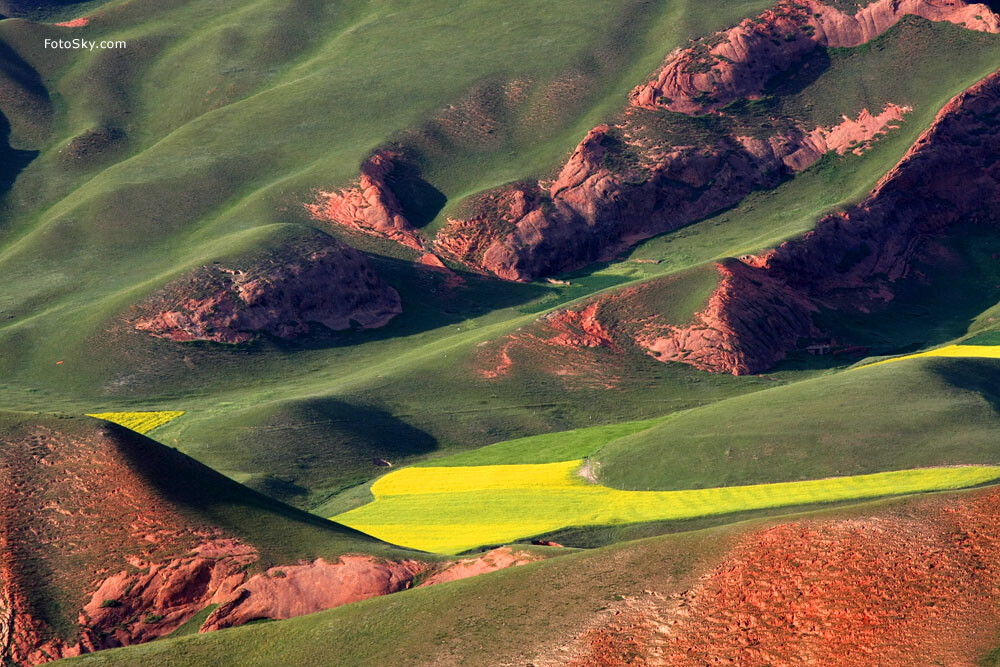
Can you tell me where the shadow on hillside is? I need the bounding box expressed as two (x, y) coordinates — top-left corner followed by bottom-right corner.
(0, 111), (36, 197)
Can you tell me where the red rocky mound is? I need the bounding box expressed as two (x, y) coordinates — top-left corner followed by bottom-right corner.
(566, 487), (1000, 666)
(631, 0), (999, 113)
(307, 150), (425, 251)
(0, 415), (539, 665)
(433, 100), (915, 281)
(134, 232), (401, 343)
(657, 66), (1000, 374)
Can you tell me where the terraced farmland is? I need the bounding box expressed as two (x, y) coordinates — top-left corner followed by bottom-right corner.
(334, 461), (1000, 553)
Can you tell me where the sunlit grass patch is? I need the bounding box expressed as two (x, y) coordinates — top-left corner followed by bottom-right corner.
(855, 344), (1000, 370)
(334, 461), (1000, 553)
(86, 411), (185, 434)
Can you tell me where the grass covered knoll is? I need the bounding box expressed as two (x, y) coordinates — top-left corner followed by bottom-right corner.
(0, 410), (419, 643)
(334, 460), (1000, 554)
(58, 486), (1000, 667)
(596, 357), (1000, 492)
(420, 415), (669, 467)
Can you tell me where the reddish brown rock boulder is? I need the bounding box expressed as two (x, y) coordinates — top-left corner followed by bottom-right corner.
(631, 0), (999, 114)
(307, 150), (445, 251)
(134, 232), (401, 343)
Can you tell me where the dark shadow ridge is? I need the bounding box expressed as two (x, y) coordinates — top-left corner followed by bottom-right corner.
(383, 156), (446, 229)
(106, 420), (409, 560)
(177, 396), (439, 508)
(0, 110), (36, 195)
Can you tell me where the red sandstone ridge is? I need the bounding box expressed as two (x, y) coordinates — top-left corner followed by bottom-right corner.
(306, 150), (425, 250)
(134, 232), (401, 343)
(433, 97), (911, 282)
(655, 67), (1000, 374)
(565, 487), (1000, 665)
(53, 17), (89, 27)
(630, 0), (1000, 113)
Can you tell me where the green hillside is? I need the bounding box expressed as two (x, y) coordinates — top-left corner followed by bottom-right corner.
(596, 358), (1000, 491)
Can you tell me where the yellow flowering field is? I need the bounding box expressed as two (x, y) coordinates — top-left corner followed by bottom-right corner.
(86, 411), (185, 434)
(856, 344), (1000, 370)
(334, 460), (1000, 554)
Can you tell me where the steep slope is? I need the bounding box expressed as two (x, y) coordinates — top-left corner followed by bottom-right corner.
(0, 412), (536, 664)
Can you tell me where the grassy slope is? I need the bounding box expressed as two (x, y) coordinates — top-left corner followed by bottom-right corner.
(596, 358), (1000, 491)
(57, 488), (1000, 667)
(0, 8), (996, 514)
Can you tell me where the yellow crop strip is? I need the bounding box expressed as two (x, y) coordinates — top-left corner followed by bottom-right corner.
(86, 411), (185, 434)
(334, 461), (1000, 554)
(854, 344), (1000, 370)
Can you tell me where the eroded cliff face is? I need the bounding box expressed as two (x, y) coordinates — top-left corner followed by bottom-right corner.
(630, 0), (999, 113)
(306, 150), (426, 251)
(435, 101), (910, 281)
(134, 233), (401, 343)
(648, 67), (1000, 374)
(473, 67), (1000, 376)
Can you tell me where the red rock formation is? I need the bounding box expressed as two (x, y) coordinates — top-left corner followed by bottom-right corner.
(658, 67), (1000, 374)
(435, 100), (912, 282)
(639, 259), (817, 375)
(565, 487), (1000, 665)
(418, 547), (540, 586)
(631, 0), (999, 113)
(134, 233), (401, 343)
(53, 17), (89, 28)
(201, 556), (426, 631)
(306, 150), (425, 250)
(0, 420), (543, 664)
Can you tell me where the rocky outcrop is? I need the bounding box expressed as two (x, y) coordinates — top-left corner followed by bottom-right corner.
(201, 555), (426, 631)
(435, 101), (909, 281)
(639, 260), (818, 375)
(630, 0), (1000, 113)
(307, 150), (446, 251)
(134, 232), (401, 343)
(657, 67), (1000, 374)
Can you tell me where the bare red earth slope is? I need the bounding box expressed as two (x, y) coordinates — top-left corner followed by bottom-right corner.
(562, 487), (1000, 666)
(0, 413), (536, 665)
